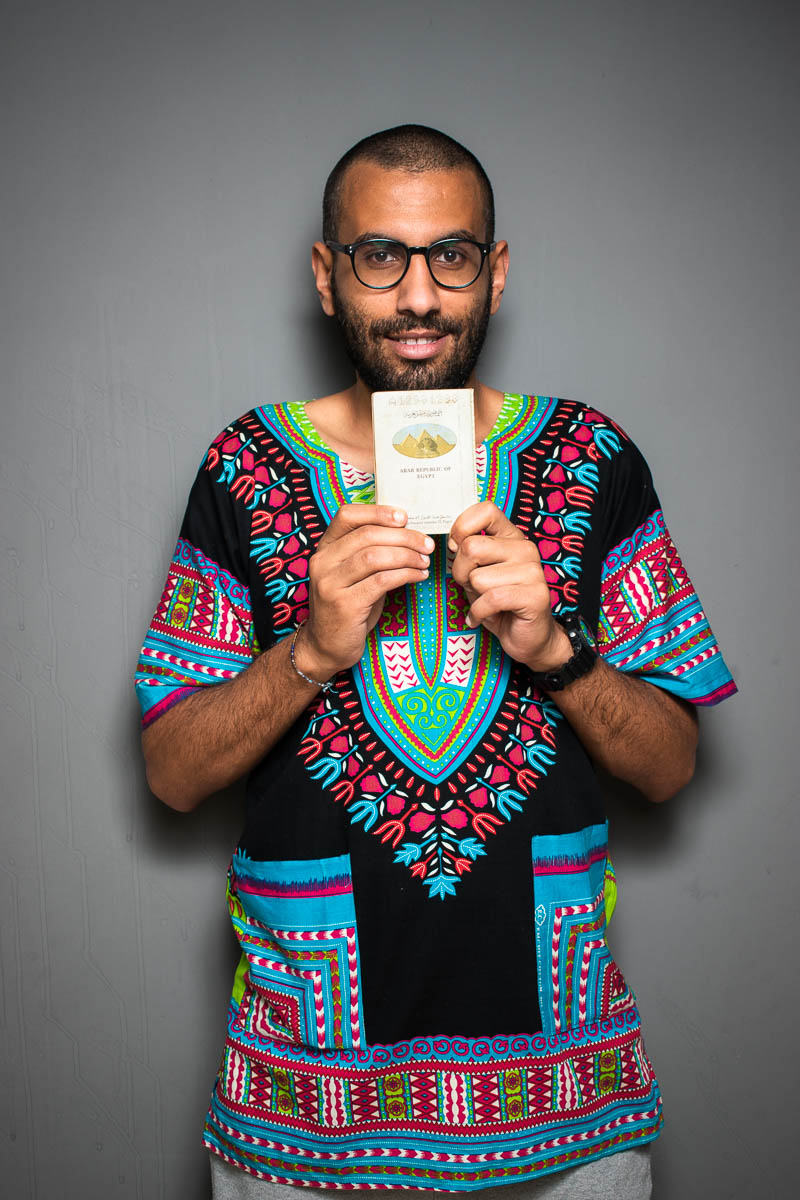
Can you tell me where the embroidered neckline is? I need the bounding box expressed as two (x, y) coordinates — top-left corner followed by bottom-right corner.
(287, 393), (527, 477)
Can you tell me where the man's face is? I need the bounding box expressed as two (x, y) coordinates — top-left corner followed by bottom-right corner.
(321, 165), (504, 392)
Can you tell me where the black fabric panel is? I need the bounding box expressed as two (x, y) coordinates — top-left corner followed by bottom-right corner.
(179, 446), (254, 596)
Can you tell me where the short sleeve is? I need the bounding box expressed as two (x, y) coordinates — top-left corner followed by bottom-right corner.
(135, 430), (260, 729)
(595, 437), (736, 707)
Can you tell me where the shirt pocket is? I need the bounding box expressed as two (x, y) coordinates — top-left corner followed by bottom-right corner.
(532, 822), (633, 1036)
(226, 850), (365, 1050)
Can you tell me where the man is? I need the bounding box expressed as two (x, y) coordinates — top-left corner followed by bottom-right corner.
(136, 127), (735, 1198)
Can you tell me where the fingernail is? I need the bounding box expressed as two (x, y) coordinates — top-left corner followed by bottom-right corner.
(465, 613), (475, 627)
(448, 538), (456, 552)
(394, 510), (406, 523)
(423, 537), (435, 552)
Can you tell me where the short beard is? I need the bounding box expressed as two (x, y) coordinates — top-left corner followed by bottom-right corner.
(331, 272), (492, 393)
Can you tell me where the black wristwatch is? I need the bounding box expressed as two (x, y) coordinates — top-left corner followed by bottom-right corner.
(530, 612), (598, 692)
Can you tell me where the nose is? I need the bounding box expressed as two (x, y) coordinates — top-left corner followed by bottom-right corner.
(394, 250), (441, 317)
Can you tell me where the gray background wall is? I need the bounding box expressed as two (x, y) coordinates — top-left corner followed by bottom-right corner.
(1, 1), (796, 1196)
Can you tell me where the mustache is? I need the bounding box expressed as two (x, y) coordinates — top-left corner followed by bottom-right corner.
(367, 316), (462, 339)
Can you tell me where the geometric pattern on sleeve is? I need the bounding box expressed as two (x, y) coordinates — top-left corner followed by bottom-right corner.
(598, 511), (736, 705)
(135, 537), (255, 727)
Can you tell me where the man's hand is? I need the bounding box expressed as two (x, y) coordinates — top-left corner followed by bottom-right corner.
(449, 501), (571, 673)
(143, 505), (432, 811)
(448, 500), (697, 802)
(297, 505), (434, 681)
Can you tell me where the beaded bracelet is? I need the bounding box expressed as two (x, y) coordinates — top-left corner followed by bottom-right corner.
(290, 621), (336, 693)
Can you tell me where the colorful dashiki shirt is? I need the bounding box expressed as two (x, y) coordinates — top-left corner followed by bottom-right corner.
(135, 395), (736, 1190)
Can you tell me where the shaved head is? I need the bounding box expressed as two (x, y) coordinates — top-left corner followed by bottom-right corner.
(322, 125), (494, 244)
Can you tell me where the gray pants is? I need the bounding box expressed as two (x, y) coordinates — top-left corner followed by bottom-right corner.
(210, 1147), (652, 1200)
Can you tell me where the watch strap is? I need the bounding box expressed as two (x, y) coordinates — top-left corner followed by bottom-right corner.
(529, 612), (598, 692)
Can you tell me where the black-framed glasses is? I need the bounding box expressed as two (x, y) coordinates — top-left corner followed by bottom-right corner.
(325, 237), (496, 290)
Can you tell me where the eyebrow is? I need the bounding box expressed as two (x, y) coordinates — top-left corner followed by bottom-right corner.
(349, 228), (479, 245)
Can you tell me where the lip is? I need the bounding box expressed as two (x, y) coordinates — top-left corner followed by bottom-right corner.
(385, 333), (450, 361)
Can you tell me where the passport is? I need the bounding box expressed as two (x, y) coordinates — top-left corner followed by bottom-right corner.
(371, 389), (478, 535)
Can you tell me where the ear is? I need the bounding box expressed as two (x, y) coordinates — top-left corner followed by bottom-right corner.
(312, 241), (337, 316)
(488, 240), (509, 315)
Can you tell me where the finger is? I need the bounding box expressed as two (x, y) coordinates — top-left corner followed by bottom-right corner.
(320, 512), (434, 557)
(449, 501), (522, 549)
(349, 565), (431, 605)
(343, 544), (432, 587)
(450, 537), (541, 591)
(313, 544), (431, 592)
(464, 561), (544, 597)
(453, 533), (541, 570)
(468, 583), (551, 627)
(317, 525), (435, 570)
(324, 504), (409, 543)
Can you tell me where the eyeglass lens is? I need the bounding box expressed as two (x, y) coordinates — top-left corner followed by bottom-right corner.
(352, 240), (484, 288)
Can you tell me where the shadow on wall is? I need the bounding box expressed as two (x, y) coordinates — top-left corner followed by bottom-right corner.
(601, 708), (732, 862)
(129, 688), (245, 867)
(296, 291), (353, 400)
